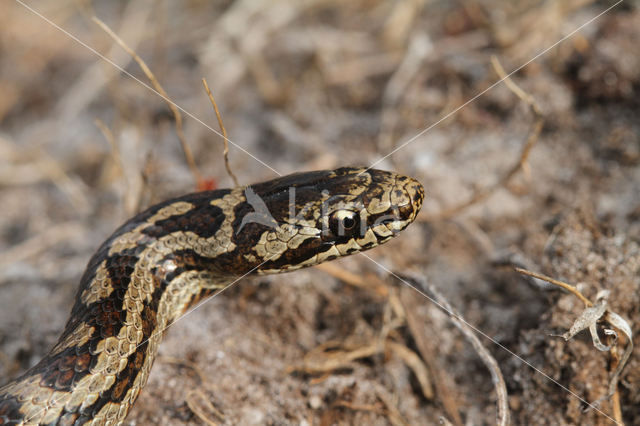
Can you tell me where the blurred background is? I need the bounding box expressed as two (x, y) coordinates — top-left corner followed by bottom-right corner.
(0, 1), (638, 424)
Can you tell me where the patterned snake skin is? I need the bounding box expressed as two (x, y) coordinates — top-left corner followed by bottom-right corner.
(0, 167), (424, 425)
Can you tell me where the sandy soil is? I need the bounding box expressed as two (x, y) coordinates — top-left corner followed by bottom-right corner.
(1, 1), (639, 425)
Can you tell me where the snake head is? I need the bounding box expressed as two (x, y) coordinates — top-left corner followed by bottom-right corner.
(232, 167), (424, 274)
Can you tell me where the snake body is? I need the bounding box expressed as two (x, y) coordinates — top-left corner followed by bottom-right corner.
(0, 167), (423, 425)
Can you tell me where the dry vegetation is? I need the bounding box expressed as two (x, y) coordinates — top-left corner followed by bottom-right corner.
(1, 1), (639, 425)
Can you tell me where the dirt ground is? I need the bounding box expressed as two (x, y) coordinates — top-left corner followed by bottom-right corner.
(1, 1), (639, 425)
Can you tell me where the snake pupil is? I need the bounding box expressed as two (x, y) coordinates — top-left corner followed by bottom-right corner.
(342, 215), (356, 229)
(329, 210), (360, 237)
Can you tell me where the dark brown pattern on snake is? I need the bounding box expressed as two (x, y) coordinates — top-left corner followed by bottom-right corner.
(0, 167), (424, 425)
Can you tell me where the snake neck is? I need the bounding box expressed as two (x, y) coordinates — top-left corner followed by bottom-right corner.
(0, 194), (236, 425)
(0, 243), (231, 425)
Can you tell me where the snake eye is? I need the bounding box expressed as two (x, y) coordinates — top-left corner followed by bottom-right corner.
(329, 210), (360, 237)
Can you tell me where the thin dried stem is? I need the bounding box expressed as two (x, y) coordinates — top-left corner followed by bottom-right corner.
(94, 119), (123, 178)
(610, 345), (623, 424)
(387, 342), (434, 400)
(399, 286), (463, 425)
(92, 16), (203, 185)
(186, 389), (224, 425)
(400, 275), (510, 426)
(315, 262), (389, 297)
(490, 56), (543, 116)
(202, 78), (239, 186)
(423, 55), (544, 222)
(374, 384), (411, 426)
(514, 267), (593, 307)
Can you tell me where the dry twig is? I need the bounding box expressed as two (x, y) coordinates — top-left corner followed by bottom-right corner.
(186, 389), (224, 425)
(374, 384), (410, 426)
(423, 55), (544, 221)
(291, 341), (379, 375)
(202, 78), (239, 186)
(514, 267), (632, 423)
(92, 16), (204, 186)
(159, 356), (224, 424)
(94, 119), (122, 178)
(399, 274), (510, 426)
(315, 263), (389, 297)
(399, 286), (463, 426)
(514, 268), (592, 307)
(386, 342), (434, 400)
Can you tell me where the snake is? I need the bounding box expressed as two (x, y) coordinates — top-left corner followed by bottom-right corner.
(0, 166), (424, 425)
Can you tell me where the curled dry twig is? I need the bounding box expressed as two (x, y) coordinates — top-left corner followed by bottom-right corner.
(515, 267), (633, 423)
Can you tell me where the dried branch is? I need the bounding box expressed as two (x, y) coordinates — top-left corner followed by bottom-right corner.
(202, 78), (239, 186)
(423, 55), (544, 222)
(400, 274), (510, 426)
(92, 16), (204, 186)
(514, 267), (592, 307)
(514, 267), (633, 420)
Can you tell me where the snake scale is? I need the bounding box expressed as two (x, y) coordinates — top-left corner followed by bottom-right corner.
(0, 167), (424, 425)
